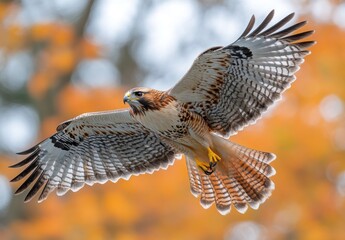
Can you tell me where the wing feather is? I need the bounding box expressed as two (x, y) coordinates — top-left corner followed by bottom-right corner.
(247, 10), (274, 37)
(11, 109), (178, 202)
(170, 11), (315, 137)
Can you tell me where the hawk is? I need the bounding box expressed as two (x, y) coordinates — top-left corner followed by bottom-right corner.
(11, 10), (315, 215)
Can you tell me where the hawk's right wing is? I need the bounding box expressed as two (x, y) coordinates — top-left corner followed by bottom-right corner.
(170, 10), (315, 138)
(10, 109), (178, 202)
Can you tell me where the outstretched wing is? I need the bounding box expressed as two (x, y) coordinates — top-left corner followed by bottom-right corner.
(10, 109), (178, 202)
(169, 10), (315, 137)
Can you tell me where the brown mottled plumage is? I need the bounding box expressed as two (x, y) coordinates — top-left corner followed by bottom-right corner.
(10, 11), (315, 215)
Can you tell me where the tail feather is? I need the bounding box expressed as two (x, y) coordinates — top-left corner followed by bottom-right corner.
(186, 135), (276, 215)
(209, 174), (232, 214)
(222, 176), (249, 213)
(229, 154), (274, 201)
(231, 142), (276, 173)
(200, 175), (215, 209)
(186, 158), (202, 197)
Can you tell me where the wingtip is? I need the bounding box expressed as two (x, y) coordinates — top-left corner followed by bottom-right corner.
(16, 146), (37, 155)
(236, 14), (255, 40)
(297, 20), (308, 28)
(287, 11), (295, 18)
(9, 163), (21, 168)
(24, 195), (33, 203)
(14, 185), (25, 194)
(268, 9), (275, 17)
(268, 9), (295, 20)
(10, 176), (19, 183)
(10, 149), (39, 168)
(250, 14), (255, 22)
(10, 173), (26, 182)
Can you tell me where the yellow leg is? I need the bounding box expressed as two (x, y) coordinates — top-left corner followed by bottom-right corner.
(207, 147), (221, 164)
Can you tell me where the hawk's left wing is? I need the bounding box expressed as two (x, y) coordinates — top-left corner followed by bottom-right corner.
(10, 109), (178, 202)
(169, 10), (315, 137)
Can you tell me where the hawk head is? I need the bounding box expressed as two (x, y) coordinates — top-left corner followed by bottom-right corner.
(124, 87), (176, 115)
(124, 87), (160, 115)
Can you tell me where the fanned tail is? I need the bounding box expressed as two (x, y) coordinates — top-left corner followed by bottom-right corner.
(186, 135), (276, 215)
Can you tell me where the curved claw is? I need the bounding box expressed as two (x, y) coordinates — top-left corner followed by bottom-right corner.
(196, 158), (214, 175)
(204, 168), (214, 175)
(209, 161), (217, 168)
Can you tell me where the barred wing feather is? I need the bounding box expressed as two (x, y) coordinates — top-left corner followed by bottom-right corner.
(10, 109), (177, 202)
(170, 10), (315, 137)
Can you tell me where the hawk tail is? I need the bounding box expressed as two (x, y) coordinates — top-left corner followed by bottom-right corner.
(186, 135), (276, 215)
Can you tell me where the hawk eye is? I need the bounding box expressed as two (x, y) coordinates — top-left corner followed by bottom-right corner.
(134, 91), (143, 97)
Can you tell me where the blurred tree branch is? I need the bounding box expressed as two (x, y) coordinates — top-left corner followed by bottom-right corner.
(41, 0), (96, 118)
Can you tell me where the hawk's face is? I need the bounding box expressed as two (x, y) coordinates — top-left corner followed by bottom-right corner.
(124, 87), (160, 115)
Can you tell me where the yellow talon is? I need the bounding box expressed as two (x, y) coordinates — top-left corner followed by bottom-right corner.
(196, 158), (214, 175)
(207, 147), (221, 164)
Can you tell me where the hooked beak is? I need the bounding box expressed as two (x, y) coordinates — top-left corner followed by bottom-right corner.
(123, 95), (129, 104)
(123, 92), (138, 104)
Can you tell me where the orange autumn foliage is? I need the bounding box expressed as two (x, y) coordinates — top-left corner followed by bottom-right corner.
(49, 47), (77, 73)
(57, 85), (127, 118)
(80, 38), (101, 59)
(50, 24), (75, 47)
(0, 6), (345, 240)
(30, 23), (55, 42)
(28, 71), (55, 98)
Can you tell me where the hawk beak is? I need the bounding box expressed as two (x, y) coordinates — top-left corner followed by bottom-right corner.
(123, 91), (140, 104)
(123, 95), (129, 104)
(123, 92), (131, 104)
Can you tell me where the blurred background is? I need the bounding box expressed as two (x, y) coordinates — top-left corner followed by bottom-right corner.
(0, 0), (344, 239)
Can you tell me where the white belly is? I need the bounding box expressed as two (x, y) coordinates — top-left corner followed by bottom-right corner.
(135, 103), (181, 132)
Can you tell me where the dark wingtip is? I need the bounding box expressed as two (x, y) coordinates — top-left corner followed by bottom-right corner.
(13, 167), (42, 196)
(259, 11), (296, 37)
(10, 159), (38, 182)
(283, 12), (296, 23)
(16, 146), (37, 155)
(10, 149), (39, 168)
(14, 180), (30, 194)
(266, 10), (275, 20)
(288, 11), (295, 18)
(10, 177), (19, 183)
(247, 10), (275, 38)
(10, 173), (26, 183)
(11, 174), (25, 183)
(9, 163), (22, 169)
(24, 173), (45, 202)
(237, 14), (255, 39)
(296, 41), (316, 49)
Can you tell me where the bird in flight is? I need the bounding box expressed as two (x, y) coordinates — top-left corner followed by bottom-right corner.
(11, 10), (315, 215)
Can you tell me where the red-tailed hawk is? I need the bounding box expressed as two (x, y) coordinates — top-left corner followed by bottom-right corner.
(11, 10), (315, 215)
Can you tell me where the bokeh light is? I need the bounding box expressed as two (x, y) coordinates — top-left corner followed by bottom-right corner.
(0, 0), (344, 239)
(0, 105), (39, 153)
(0, 175), (12, 214)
